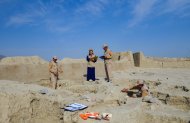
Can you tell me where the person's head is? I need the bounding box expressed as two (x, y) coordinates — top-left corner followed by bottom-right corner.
(137, 80), (144, 86)
(52, 56), (58, 62)
(103, 44), (108, 51)
(89, 49), (94, 55)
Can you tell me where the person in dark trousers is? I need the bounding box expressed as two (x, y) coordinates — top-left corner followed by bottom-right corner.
(86, 49), (97, 81)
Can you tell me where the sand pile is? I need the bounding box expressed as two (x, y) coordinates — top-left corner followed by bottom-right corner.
(0, 56), (48, 65)
(0, 80), (63, 123)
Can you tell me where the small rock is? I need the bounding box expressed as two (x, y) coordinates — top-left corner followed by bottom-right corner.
(182, 86), (189, 92)
(81, 95), (91, 102)
(39, 89), (48, 94)
(155, 82), (161, 86)
(174, 85), (189, 92)
(132, 72), (136, 74)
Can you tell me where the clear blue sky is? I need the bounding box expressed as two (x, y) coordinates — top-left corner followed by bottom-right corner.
(0, 0), (190, 60)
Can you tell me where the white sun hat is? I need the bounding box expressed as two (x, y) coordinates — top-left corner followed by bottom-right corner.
(103, 44), (108, 48)
(53, 56), (58, 60)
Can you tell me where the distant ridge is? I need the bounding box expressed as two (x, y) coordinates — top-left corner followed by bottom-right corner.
(0, 56), (48, 64)
(0, 55), (6, 59)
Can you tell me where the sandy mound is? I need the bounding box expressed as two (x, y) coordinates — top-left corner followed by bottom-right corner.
(0, 80), (63, 123)
(0, 56), (48, 65)
(0, 55), (6, 59)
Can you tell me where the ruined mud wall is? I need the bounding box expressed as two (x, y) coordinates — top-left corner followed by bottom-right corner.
(133, 52), (190, 68)
(112, 51), (134, 65)
(0, 64), (49, 82)
(59, 61), (133, 81)
(0, 53), (134, 82)
(1, 52), (189, 82)
(0, 62), (133, 82)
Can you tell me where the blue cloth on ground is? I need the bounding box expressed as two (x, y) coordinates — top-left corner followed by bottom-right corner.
(64, 103), (88, 112)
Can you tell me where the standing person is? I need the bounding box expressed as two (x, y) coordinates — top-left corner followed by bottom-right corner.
(102, 44), (113, 82)
(49, 56), (59, 89)
(86, 49), (97, 81)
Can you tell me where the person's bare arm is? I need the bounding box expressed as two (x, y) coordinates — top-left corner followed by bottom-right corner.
(130, 85), (141, 90)
(121, 84), (141, 92)
(109, 51), (113, 58)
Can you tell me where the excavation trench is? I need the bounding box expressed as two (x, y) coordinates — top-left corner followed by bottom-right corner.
(29, 79), (190, 123)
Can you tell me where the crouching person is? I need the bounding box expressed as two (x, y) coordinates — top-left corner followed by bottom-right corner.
(121, 80), (149, 98)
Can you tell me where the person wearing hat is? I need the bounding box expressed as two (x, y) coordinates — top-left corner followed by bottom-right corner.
(49, 56), (59, 89)
(86, 49), (97, 81)
(102, 44), (113, 82)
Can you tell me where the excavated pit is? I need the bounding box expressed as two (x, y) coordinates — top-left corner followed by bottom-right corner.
(33, 78), (190, 123)
(1, 66), (190, 123)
